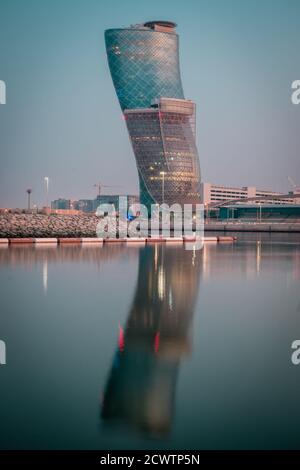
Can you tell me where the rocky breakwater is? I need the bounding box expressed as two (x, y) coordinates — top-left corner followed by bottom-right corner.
(0, 214), (100, 238)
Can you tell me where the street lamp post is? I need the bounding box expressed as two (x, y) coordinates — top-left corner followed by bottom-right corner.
(44, 177), (49, 210)
(26, 189), (32, 211)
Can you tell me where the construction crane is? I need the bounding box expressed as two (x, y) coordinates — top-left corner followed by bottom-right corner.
(93, 182), (121, 198)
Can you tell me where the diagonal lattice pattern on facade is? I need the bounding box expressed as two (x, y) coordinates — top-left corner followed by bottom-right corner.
(105, 21), (201, 209)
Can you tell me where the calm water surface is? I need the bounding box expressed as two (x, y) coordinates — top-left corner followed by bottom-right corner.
(0, 233), (299, 449)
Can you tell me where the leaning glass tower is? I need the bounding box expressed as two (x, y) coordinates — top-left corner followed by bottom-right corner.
(105, 21), (201, 210)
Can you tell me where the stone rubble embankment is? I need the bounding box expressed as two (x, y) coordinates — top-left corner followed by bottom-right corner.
(0, 214), (99, 238)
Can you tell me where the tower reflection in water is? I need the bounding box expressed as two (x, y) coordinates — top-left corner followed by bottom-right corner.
(101, 244), (201, 437)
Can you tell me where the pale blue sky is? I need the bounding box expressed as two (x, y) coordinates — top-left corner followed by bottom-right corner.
(0, 0), (299, 207)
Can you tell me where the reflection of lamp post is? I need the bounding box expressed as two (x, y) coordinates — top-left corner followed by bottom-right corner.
(26, 188), (32, 211)
(160, 171), (165, 204)
(44, 177), (49, 209)
(205, 203), (210, 223)
(259, 203), (262, 223)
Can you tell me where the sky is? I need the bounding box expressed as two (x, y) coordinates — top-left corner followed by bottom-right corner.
(0, 0), (299, 208)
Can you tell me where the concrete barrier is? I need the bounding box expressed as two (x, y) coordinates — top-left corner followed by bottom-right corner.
(104, 238), (127, 243)
(34, 238), (57, 244)
(218, 236), (234, 242)
(81, 238), (103, 244)
(126, 240), (146, 247)
(183, 235), (196, 242)
(58, 238), (82, 244)
(126, 237), (146, 243)
(35, 243), (57, 249)
(204, 236), (218, 242)
(146, 236), (166, 243)
(3, 235), (237, 246)
(9, 238), (34, 244)
(165, 237), (183, 243)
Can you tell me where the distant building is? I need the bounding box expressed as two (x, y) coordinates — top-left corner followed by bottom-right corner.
(70, 195), (139, 214)
(94, 195), (139, 214)
(75, 199), (95, 213)
(200, 182), (300, 206)
(71, 200), (80, 211)
(219, 204), (300, 220)
(51, 198), (71, 210)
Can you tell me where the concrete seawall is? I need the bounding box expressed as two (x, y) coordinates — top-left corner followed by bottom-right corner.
(204, 222), (300, 233)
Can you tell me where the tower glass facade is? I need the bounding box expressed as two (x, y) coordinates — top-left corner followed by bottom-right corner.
(105, 21), (201, 209)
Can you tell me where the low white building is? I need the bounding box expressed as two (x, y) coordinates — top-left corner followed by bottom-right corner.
(200, 182), (300, 205)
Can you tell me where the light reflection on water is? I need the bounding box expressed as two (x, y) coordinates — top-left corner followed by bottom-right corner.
(0, 234), (299, 449)
(101, 243), (201, 438)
